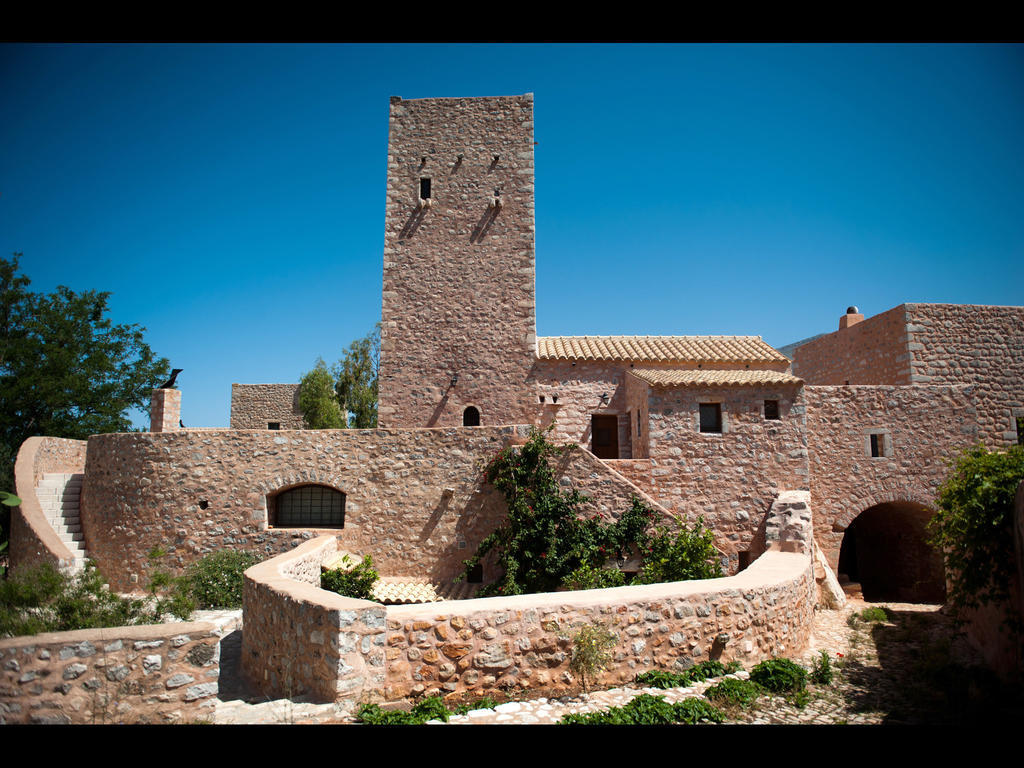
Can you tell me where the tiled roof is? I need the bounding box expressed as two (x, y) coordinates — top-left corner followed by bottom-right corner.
(371, 580), (443, 605)
(629, 368), (804, 387)
(536, 336), (788, 363)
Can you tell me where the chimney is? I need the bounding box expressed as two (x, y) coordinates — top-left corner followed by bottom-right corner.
(839, 305), (864, 330)
(150, 388), (182, 433)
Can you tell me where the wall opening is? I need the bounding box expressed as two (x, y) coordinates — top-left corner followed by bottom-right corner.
(268, 422), (280, 430)
(463, 406), (480, 426)
(764, 400), (780, 420)
(699, 403), (722, 433)
(591, 414), (619, 459)
(837, 501), (945, 603)
(269, 484), (346, 528)
(420, 177), (431, 199)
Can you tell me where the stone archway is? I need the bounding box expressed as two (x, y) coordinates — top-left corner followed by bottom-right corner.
(837, 500), (946, 603)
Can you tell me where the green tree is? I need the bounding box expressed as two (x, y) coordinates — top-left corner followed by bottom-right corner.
(0, 254), (169, 490)
(298, 358), (345, 429)
(333, 324), (379, 429)
(928, 444), (1024, 619)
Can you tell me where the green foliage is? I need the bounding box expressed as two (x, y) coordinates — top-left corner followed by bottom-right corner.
(928, 444), (1024, 620)
(570, 623), (617, 693)
(750, 658), (807, 694)
(333, 324), (379, 429)
(0, 491), (20, 577)
(452, 696), (500, 715)
(560, 693), (724, 725)
(299, 358), (345, 429)
(356, 695), (450, 725)
(184, 550), (262, 609)
(633, 516), (723, 584)
(634, 660), (731, 689)
(810, 650), (834, 686)
(562, 562), (626, 591)
(321, 554), (379, 600)
(705, 677), (763, 708)
(0, 255), (168, 536)
(859, 606), (891, 623)
(0, 562), (161, 638)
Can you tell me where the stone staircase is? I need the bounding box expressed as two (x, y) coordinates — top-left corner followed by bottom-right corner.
(36, 473), (88, 572)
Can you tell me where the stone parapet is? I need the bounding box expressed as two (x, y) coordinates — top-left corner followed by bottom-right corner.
(0, 621), (221, 724)
(10, 436), (87, 576)
(149, 388), (181, 433)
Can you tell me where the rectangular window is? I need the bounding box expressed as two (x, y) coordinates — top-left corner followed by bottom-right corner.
(1018, 416), (1024, 446)
(267, 422), (280, 430)
(637, 409), (642, 438)
(699, 403), (722, 433)
(467, 562), (483, 584)
(764, 400), (780, 420)
(420, 177), (431, 199)
(870, 433), (881, 458)
(275, 486), (345, 528)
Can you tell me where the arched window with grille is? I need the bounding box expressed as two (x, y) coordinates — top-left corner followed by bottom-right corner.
(270, 484), (346, 528)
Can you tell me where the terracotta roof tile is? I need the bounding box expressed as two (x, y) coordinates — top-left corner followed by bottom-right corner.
(536, 336), (788, 363)
(629, 368), (804, 387)
(371, 580), (443, 605)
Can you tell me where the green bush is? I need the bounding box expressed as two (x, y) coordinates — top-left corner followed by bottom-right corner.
(750, 658), (807, 694)
(0, 562), (160, 638)
(634, 660), (732, 689)
(356, 695), (450, 725)
(928, 444), (1024, 620)
(560, 694), (724, 725)
(570, 623), (617, 693)
(563, 562), (626, 591)
(184, 550), (262, 609)
(321, 554), (379, 600)
(633, 516), (723, 585)
(811, 650), (834, 686)
(858, 606), (890, 623)
(705, 677), (762, 708)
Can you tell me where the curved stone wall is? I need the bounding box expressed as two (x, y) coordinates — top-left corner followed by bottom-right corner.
(11, 436), (87, 575)
(242, 535), (815, 706)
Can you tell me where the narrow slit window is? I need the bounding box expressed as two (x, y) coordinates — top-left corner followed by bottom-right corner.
(699, 403), (722, 434)
(870, 434), (881, 457)
(1017, 416), (1024, 446)
(420, 178), (431, 199)
(764, 400), (780, 420)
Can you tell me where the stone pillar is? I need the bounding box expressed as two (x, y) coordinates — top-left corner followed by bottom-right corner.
(838, 306), (864, 330)
(150, 388), (181, 433)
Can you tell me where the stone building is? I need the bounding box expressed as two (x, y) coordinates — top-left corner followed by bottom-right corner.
(15, 93), (1024, 613)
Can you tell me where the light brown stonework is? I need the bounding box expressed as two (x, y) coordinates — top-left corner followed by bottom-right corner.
(229, 383), (304, 429)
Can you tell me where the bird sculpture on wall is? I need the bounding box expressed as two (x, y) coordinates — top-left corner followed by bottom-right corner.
(159, 369), (183, 389)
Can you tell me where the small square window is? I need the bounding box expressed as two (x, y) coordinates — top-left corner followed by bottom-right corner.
(699, 403), (722, 433)
(268, 422), (281, 430)
(764, 400), (780, 420)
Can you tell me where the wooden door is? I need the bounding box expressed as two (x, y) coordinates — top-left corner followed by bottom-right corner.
(591, 414), (619, 459)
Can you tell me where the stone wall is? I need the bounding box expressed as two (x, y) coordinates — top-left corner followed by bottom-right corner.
(10, 436), (87, 575)
(599, 381), (809, 570)
(903, 304), (1024, 446)
(0, 621), (221, 724)
(241, 536), (387, 704)
(229, 383), (304, 429)
(803, 384), (978, 569)
(793, 305), (912, 385)
(242, 536), (813, 706)
(379, 95), (538, 429)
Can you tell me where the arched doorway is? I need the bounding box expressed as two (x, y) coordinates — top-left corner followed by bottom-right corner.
(838, 501), (945, 603)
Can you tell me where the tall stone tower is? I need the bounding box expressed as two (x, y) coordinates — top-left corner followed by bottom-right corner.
(378, 95), (537, 428)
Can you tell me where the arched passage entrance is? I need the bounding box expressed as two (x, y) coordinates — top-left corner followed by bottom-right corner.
(837, 500), (946, 603)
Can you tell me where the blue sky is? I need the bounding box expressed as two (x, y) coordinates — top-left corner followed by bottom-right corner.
(2, 43), (1022, 429)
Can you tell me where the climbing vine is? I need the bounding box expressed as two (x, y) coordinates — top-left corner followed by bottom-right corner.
(462, 425), (722, 596)
(928, 443), (1024, 622)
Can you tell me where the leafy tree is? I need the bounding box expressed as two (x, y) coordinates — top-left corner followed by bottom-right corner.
(928, 444), (1024, 620)
(298, 358), (345, 429)
(333, 323), (379, 429)
(0, 253), (168, 513)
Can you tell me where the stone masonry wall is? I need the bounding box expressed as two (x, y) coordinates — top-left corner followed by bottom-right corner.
(241, 536), (386, 705)
(0, 621), (221, 724)
(803, 384), (979, 570)
(793, 305), (912, 386)
(10, 436), (87, 575)
(903, 304), (1024, 446)
(602, 382), (809, 571)
(379, 95), (538, 429)
(229, 383), (304, 429)
(383, 549), (813, 703)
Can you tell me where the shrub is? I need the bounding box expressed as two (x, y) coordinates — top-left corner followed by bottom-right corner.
(633, 516), (723, 585)
(0, 562), (160, 638)
(185, 550), (263, 609)
(560, 694), (724, 725)
(750, 658), (807, 694)
(705, 677), (762, 708)
(321, 554), (379, 600)
(356, 695), (450, 724)
(928, 444), (1024, 622)
(859, 606), (890, 623)
(635, 660), (731, 689)
(570, 623), (617, 693)
(810, 650), (834, 686)
(563, 562), (626, 591)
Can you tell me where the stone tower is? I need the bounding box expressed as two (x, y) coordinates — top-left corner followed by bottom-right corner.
(378, 95), (537, 428)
